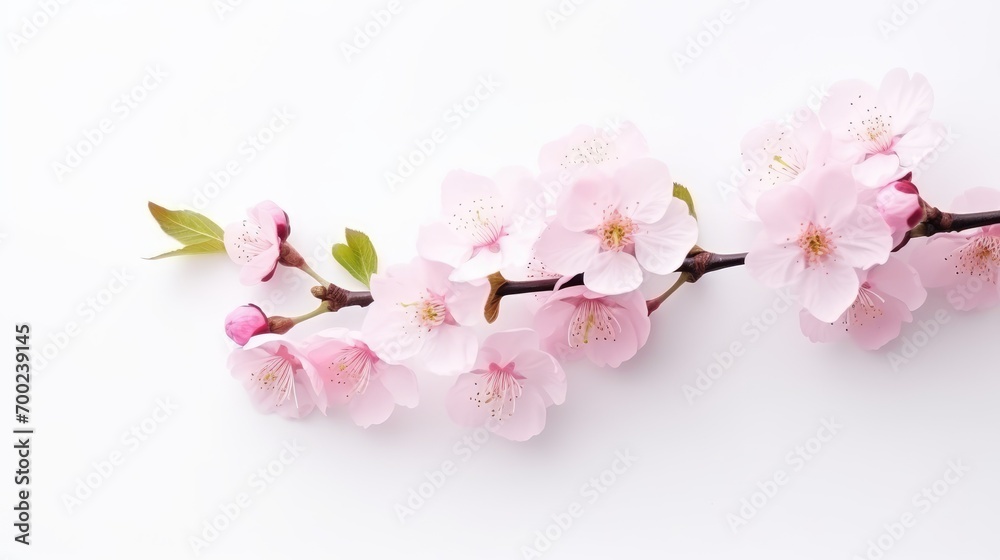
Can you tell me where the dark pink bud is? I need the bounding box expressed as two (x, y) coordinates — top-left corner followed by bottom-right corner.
(224, 304), (269, 346)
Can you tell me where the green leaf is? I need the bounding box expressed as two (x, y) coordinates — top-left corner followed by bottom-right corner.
(672, 182), (697, 219)
(148, 202), (225, 250)
(332, 228), (378, 288)
(145, 241), (226, 260)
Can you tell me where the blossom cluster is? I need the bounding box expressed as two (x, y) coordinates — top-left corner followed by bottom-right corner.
(151, 69), (1000, 441)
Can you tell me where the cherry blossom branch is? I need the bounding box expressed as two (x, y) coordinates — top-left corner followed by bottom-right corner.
(297, 206), (1000, 324)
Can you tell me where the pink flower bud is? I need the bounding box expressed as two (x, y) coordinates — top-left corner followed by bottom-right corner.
(224, 304), (269, 346)
(876, 179), (923, 233)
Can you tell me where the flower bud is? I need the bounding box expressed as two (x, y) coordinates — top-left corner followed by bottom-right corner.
(224, 304), (269, 346)
(876, 179), (923, 233)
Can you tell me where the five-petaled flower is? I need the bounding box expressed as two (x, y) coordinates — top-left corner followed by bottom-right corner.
(535, 158), (699, 295)
(224, 200), (291, 285)
(304, 329), (418, 428)
(227, 335), (320, 419)
(445, 329), (566, 442)
(746, 164), (894, 322)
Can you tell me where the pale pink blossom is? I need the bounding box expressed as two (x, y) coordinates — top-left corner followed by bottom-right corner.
(910, 188), (1000, 310)
(224, 304), (269, 346)
(737, 112), (830, 217)
(224, 200), (290, 285)
(534, 159), (698, 295)
(304, 329), (418, 428)
(820, 68), (944, 187)
(745, 164), (893, 322)
(227, 335), (321, 419)
(538, 121), (648, 175)
(534, 286), (650, 367)
(445, 329), (566, 442)
(417, 168), (543, 282)
(799, 256), (926, 349)
(362, 258), (488, 375)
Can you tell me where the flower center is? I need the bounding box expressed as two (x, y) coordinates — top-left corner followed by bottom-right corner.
(563, 137), (615, 168)
(845, 282), (886, 327)
(850, 112), (894, 153)
(231, 220), (273, 263)
(251, 356), (298, 408)
(950, 235), (1000, 282)
(798, 223), (837, 266)
(329, 347), (377, 395)
(449, 198), (505, 250)
(597, 210), (638, 251)
(471, 362), (524, 421)
(402, 294), (449, 330)
(568, 299), (621, 347)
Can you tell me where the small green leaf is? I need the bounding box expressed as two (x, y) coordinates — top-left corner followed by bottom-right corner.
(673, 183), (697, 219)
(332, 228), (378, 288)
(145, 241), (227, 260)
(148, 202), (226, 250)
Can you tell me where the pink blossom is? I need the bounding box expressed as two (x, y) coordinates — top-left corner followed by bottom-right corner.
(534, 158), (699, 295)
(534, 286), (650, 367)
(445, 329), (566, 442)
(304, 329), (418, 428)
(910, 188), (1000, 310)
(227, 335), (321, 419)
(538, 121), (648, 175)
(745, 164), (893, 322)
(224, 200), (290, 285)
(820, 68), (945, 187)
(362, 258), (488, 375)
(417, 168), (542, 282)
(737, 112), (830, 217)
(799, 256), (927, 349)
(224, 304), (269, 346)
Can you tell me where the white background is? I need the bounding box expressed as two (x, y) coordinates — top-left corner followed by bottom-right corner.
(2, 1), (1000, 559)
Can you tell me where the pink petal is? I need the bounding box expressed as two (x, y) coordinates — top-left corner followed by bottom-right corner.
(511, 349), (566, 405)
(893, 121), (947, 170)
(852, 153), (902, 188)
(909, 235), (969, 288)
(378, 364), (419, 408)
(877, 69), (933, 135)
(420, 325), (478, 376)
(799, 309), (844, 344)
(481, 329), (540, 364)
(238, 245), (280, 285)
(819, 79), (880, 143)
(834, 205), (892, 269)
(556, 173), (620, 232)
(445, 278), (490, 327)
(797, 264), (861, 323)
(614, 158), (673, 223)
(417, 222), (473, 269)
(347, 380), (395, 428)
(535, 224), (600, 276)
(583, 251), (643, 295)
(445, 373), (491, 427)
(810, 165), (861, 227)
(755, 186), (815, 243)
(847, 296), (912, 350)
(867, 257), (927, 311)
(634, 202), (698, 275)
(493, 388), (548, 442)
(450, 248), (504, 283)
(745, 237), (807, 289)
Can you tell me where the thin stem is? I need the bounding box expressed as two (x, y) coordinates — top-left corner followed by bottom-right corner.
(646, 273), (692, 315)
(299, 263), (329, 286)
(290, 304), (330, 324)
